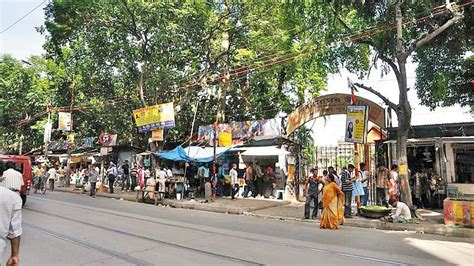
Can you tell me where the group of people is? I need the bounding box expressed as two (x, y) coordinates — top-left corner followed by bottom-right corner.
(304, 163), (412, 230)
(304, 163), (370, 221)
(32, 163), (64, 193)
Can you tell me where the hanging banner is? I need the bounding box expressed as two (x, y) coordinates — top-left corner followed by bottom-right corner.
(98, 132), (117, 146)
(345, 105), (368, 144)
(218, 131), (232, 147)
(286, 93), (385, 136)
(44, 122), (52, 144)
(100, 147), (108, 156)
(133, 102), (175, 133)
(151, 129), (164, 142)
(58, 112), (71, 131)
(198, 118), (281, 145)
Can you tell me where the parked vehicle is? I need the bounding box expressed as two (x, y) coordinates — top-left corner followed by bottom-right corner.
(0, 155), (32, 206)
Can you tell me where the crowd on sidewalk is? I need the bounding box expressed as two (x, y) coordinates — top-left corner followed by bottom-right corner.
(302, 163), (412, 230)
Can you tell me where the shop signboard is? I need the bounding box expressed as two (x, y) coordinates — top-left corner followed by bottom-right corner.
(58, 112), (71, 131)
(151, 129), (164, 142)
(133, 102), (175, 133)
(286, 93), (385, 136)
(99, 132), (117, 147)
(344, 105), (368, 144)
(198, 118), (281, 144)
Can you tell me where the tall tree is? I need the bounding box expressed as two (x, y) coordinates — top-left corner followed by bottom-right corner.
(327, 0), (471, 209)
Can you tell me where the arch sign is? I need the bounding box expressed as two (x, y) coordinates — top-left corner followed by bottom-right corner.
(286, 93), (385, 136)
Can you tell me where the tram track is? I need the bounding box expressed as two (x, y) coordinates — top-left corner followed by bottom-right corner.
(27, 196), (407, 265)
(24, 207), (262, 265)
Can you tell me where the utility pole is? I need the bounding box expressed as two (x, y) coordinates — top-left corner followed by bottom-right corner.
(65, 75), (76, 187)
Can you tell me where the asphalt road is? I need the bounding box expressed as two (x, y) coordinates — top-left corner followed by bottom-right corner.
(3, 191), (473, 265)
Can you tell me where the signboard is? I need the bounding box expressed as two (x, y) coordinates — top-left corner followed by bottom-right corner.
(198, 118), (281, 145)
(58, 112), (71, 131)
(100, 147), (108, 156)
(151, 129), (164, 142)
(286, 93), (385, 136)
(133, 102), (175, 133)
(98, 132), (117, 146)
(345, 106), (368, 144)
(218, 131), (232, 147)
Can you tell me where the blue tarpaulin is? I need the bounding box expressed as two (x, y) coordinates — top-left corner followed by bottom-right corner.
(154, 145), (231, 163)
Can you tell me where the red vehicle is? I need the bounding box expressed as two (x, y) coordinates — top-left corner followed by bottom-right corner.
(0, 155), (32, 206)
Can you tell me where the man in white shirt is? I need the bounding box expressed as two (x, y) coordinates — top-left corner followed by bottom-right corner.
(230, 164), (239, 200)
(1, 163), (24, 192)
(0, 186), (22, 265)
(389, 198), (412, 223)
(47, 165), (57, 192)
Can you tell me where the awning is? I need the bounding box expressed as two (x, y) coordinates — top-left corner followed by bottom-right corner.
(153, 145), (231, 163)
(241, 146), (290, 156)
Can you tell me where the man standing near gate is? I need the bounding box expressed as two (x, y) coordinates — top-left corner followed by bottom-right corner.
(304, 167), (320, 219)
(342, 164), (355, 218)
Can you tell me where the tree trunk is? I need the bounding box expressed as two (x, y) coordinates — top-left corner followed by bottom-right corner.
(396, 57), (413, 208)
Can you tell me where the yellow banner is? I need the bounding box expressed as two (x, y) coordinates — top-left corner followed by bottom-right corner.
(218, 132), (232, 147)
(151, 129), (164, 142)
(132, 102), (175, 130)
(345, 106), (368, 144)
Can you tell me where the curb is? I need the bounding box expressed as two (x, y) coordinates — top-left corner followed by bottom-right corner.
(54, 188), (289, 215)
(247, 213), (474, 238)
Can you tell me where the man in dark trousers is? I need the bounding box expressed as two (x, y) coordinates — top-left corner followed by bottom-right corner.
(106, 162), (117, 194)
(342, 164), (355, 218)
(304, 167), (320, 219)
(121, 160), (130, 192)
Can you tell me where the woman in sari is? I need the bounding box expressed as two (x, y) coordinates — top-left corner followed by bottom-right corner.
(320, 173), (345, 230)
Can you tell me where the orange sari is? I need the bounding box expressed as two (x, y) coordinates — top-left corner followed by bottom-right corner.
(320, 182), (345, 229)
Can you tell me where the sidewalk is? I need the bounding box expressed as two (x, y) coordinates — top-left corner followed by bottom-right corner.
(54, 186), (473, 238)
(248, 202), (474, 238)
(54, 186), (289, 214)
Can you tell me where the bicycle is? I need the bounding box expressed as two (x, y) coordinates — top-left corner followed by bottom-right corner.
(34, 176), (47, 195)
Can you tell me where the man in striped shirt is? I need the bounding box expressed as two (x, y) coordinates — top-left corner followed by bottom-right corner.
(341, 164), (355, 218)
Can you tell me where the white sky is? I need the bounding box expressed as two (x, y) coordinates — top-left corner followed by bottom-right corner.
(1, 0), (473, 146)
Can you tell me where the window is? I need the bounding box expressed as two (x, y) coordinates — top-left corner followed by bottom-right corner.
(454, 148), (474, 184)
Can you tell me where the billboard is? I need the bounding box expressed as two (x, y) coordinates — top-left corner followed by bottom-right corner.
(58, 112), (71, 131)
(151, 129), (164, 142)
(198, 118), (281, 145)
(344, 105), (368, 144)
(133, 102), (175, 133)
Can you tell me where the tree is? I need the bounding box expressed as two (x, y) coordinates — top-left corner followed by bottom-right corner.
(327, 0), (470, 209)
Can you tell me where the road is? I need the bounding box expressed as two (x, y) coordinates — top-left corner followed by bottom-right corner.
(3, 191), (473, 265)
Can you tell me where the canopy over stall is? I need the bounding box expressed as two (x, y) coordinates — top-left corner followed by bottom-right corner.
(154, 145), (231, 163)
(239, 146), (290, 156)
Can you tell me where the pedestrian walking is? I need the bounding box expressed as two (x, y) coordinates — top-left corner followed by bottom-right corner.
(106, 163), (117, 194)
(230, 164), (239, 200)
(320, 173), (345, 229)
(304, 168), (320, 219)
(341, 164), (355, 218)
(121, 160), (130, 192)
(0, 185), (22, 265)
(89, 166), (98, 198)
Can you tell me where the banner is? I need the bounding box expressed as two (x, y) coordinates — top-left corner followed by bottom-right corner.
(151, 129), (164, 142)
(198, 118), (281, 145)
(43, 122), (52, 144)
(218, 131), (232, 147)
(345, 105), (368, 144)
(133, 102), (175, 133)
(58, 112), (71, 131)
(286, 93), (385, 136)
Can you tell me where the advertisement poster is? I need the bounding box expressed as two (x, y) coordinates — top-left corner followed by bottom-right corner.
(218, 131), (232, 147)
(198, 118), (281, 145)
(58, 112), (71, 131)
(345, 105), (368, 144)
(132, 102), (175, 133)
(151, 129), (164, 142)
(286, 93), (384, 136)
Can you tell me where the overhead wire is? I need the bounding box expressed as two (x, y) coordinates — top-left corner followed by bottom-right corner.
(0, 0), (47, 34)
